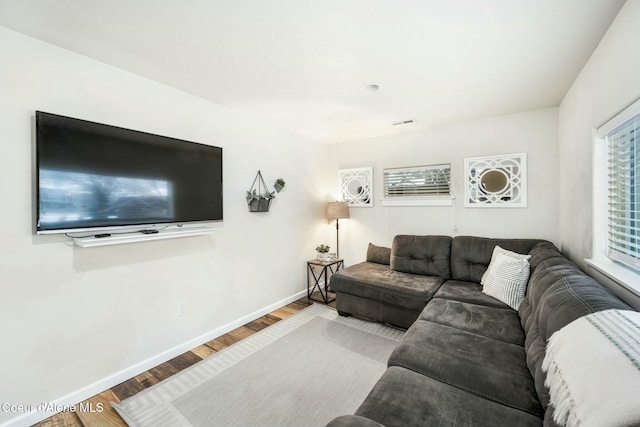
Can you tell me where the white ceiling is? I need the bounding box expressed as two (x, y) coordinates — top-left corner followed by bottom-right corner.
(0, 0), (626, 143)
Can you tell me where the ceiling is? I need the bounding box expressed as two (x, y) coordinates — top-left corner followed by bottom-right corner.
(0, 0), (626, 143)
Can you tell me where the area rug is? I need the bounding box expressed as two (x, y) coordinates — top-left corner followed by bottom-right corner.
(113, 304), (404, 427)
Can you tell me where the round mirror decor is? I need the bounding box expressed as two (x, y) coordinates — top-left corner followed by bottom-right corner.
(338, 167), (373, 207)
(464, 153), (527, 208)
(480, 170), (509, 193)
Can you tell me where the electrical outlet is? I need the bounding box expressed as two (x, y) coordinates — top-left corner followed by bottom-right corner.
(178, 302), (186, 317)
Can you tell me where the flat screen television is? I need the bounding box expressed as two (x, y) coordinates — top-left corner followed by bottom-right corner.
(35, 111), (223, 235)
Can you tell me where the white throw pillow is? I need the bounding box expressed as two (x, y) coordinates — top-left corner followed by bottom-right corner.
(482, 246), (531, 310)
(481, 245), (530, 285)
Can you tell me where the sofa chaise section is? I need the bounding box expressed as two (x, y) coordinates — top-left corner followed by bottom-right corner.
(331, 235), (450, 328)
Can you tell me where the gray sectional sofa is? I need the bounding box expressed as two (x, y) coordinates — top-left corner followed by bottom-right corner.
(326, 235), (632, 427)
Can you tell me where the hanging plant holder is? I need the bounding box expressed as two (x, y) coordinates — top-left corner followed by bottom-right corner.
(246, 170), (275, 213)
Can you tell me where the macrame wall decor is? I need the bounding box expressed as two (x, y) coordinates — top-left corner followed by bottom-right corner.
(246, 170), (275, 212)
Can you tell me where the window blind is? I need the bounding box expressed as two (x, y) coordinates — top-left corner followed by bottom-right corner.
(383, 164), (450, 198)
(607, 112), (640, 270)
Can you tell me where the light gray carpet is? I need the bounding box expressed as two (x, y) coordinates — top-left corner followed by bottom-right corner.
(113, 304), (404, 427)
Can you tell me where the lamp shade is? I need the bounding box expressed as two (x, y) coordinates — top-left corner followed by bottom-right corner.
(327, 201), (350, 220)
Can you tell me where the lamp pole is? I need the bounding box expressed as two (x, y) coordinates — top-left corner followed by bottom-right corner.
(336, 218), (340, 258)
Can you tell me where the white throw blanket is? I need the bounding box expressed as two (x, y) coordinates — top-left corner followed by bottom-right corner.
(542, 309), (640, 427)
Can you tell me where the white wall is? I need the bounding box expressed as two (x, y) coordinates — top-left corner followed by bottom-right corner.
(558, 1), (640, 265)
(327, 107), (559, 265)
(0, 27), (330, 425)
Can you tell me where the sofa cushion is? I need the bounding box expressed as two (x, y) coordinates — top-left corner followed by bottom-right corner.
(450, 236), (543, 283)
(388, 320), (543, 417)
(390, 235), (452, 279)
(481, 245), (532, 284)
(420, 298), (525, 345)
(366, 243), (391, 265)
(354, 366), (542, 427)
(330, 262), (444, 312)
(482, 247), (531, 310)
(335, 293), (423, 329)
(518, 243), (632, 409)
(433, 280), (510, 308)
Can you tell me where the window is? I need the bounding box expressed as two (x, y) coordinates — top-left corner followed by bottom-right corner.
(605, 108), (640, 270)
(588, 98), (640, 297)
(382, 164), (452, 206)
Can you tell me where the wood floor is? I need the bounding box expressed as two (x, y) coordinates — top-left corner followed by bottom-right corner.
(34, 294), (335, 427)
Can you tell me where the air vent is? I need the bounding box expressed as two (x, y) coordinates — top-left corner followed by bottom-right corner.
(392, 119), (416, 126)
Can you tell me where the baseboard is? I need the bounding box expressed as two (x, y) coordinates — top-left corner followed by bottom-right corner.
(0, 289), (308, 427)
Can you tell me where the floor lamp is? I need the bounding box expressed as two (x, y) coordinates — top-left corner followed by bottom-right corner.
(326, 201), (350, 258)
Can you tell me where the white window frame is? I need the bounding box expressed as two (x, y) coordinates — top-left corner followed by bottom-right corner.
(588, 97), (640, 297)
(381, 164), (453, 207)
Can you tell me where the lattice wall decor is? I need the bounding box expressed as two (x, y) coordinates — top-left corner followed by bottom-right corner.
(464, 153), (527, 208)
(338, 167), (373, 207)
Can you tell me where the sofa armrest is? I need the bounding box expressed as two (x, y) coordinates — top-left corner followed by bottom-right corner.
(325, 415), (387, 427)
(366, 243), (391, 265)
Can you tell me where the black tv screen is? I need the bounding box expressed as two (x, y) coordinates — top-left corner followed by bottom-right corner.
(36, 111), (223, 234)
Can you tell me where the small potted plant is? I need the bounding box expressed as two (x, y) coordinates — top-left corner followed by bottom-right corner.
(274, 178), (286, 193)
(316, 244), (331, 261)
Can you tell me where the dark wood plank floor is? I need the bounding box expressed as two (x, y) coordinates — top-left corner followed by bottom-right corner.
(34, 294), (335, 427)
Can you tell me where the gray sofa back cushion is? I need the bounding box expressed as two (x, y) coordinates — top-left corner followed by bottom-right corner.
(518, 241), (631, 409)
(450, 236), (543, 283)
(390, 235), (452, 279)
(366, 243), (391, 265)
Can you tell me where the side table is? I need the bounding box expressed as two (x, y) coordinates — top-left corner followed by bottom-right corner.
(306, 258), (344, 304)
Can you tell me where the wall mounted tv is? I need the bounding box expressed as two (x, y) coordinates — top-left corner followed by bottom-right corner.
(36, 111), (223, 235)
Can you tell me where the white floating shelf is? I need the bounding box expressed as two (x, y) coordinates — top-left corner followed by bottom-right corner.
(72, 227), (215, 247)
